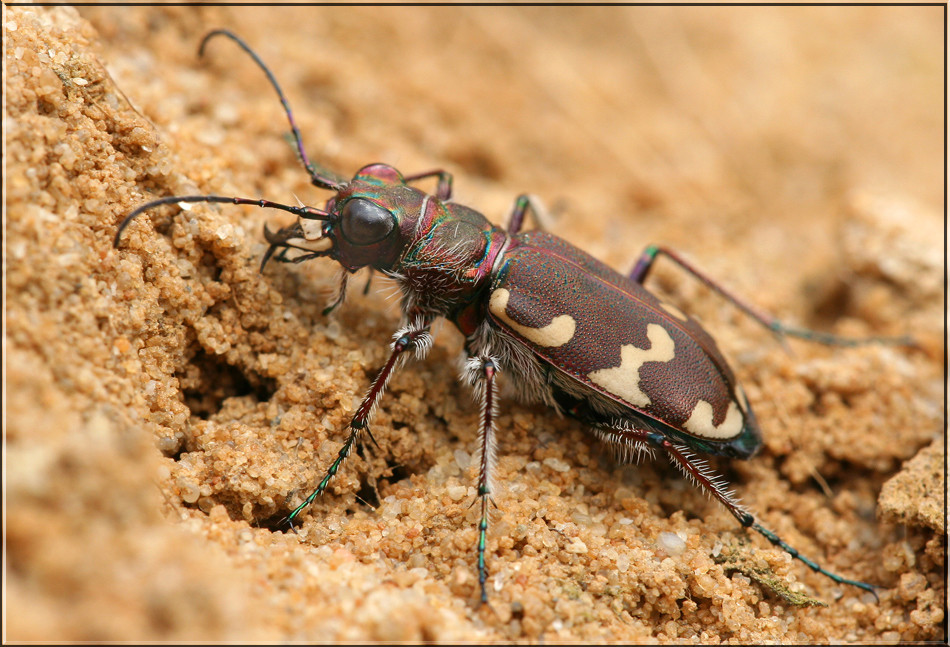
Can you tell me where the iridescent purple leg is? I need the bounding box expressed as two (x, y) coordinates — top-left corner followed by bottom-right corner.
(403, 169), (453, 201)
(473, 357), (499, 605)
(460, 356), (501, 605)
(286, 317), (433, 528)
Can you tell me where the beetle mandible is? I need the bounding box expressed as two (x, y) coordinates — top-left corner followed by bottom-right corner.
(115, 30), (912, 605)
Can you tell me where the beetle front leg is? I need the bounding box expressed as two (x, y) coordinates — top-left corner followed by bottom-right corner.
(629, 244), (913, 347)
(286, 317), (434, 527)
(462, 356), (500, 605)
(403, 169), (453, 200)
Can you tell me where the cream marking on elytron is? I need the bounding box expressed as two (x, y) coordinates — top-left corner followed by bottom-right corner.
(684, 400), (744, 439)
(660, 301), (689, 322)
(489, 288), (576, 348)
(587, 323), (675, 407)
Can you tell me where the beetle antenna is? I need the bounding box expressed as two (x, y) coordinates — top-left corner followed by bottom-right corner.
(113, 195), (330, 248)
(199, 29), (346, 191)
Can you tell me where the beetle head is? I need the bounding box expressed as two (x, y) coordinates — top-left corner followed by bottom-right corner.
(262, 163), (428, 273)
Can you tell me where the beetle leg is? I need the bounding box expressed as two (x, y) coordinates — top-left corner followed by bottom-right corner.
(654, 432), (880, 598)
(506, 194), (553, 235)
(362, 268), (375, 295)
(462, 356), (500, 605)
(403, 169), (454, 200)
(629, 244), (913, 348)
(285, 317), (433, 529)
(601, 424), (879, 597)
(321, 269), (350, 316)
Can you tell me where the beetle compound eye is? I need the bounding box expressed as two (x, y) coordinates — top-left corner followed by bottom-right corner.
(340, 199), (395, 245)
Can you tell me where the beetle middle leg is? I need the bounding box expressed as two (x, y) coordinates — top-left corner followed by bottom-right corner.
(629, 244), (913, 347)
(462, 355), (501, 605)
(285, 316), (433, 528)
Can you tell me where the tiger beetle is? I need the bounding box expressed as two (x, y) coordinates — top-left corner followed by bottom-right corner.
(115, 30), (913, 606)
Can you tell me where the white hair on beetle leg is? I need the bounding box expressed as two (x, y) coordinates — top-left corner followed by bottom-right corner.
(376, 274), (405, 306)
(460, 355), (485, 387)
(592, 423), (655, 465)
(390, 319), (433, 361)
(345, 319), (433, 431)
(667, 442), (746, 513)
(466, 356), (500, 499)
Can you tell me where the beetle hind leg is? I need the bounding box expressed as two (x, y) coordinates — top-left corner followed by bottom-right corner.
(655, 431), (879, 598)
(591, 425), (655, 465)
(600, 422), (878, 598)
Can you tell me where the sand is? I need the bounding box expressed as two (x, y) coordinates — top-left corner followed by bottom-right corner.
(5, 5), (944, 642)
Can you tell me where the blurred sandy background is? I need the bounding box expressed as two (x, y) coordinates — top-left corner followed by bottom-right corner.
(5, 5), (944, 642)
